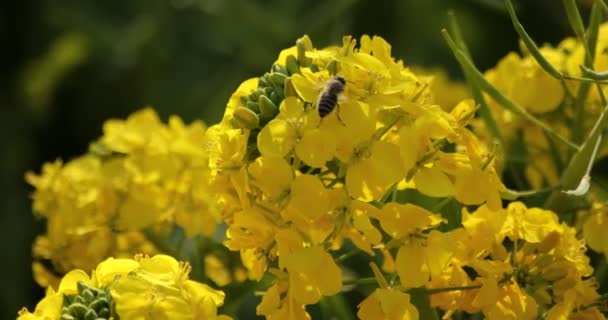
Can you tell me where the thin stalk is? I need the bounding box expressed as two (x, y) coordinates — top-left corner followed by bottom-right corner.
(447, 11), (504, 144)
(443, 30), (580, 151)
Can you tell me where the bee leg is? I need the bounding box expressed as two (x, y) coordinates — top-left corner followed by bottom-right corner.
(336, 104), (346, 126)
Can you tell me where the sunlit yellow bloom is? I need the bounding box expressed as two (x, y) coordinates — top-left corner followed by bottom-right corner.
(258, 119), (298, 157)
(482, 282), (538, 320)
(21, 255), (229, 320)
(249, 156), (293, 199)
(111, 255), (227, 320)
(358, 288), (419, 320)
(280, 246), (342, 304)
(582, 202), (608, 257)
(26, 108), (225, 287)
(374, 203), (444, 239)
(485, 49), (565, 115)
(340, 200), (382, 255)
(395, 230), (455, 288)
(18, 270), (91, 320)
(416, 67), (470, 111)
(257, 275), (311, 320)
(221, 78), (259, 126)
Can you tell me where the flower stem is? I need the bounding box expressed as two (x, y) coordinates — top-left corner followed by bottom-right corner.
(423, 284), (482, 295)
(442, 29), (580, 152)
(342, 277), (378, 286)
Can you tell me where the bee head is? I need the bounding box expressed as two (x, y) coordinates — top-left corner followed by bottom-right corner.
(334, 75), (346, 85)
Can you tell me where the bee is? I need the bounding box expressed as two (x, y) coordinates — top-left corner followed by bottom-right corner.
(317, 75), (346, 119)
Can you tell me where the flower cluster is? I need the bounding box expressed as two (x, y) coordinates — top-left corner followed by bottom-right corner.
(26, 109), (224, 288)
(480, 23), (608, 188)
(204, 34), (509, 318)
(21, 25), (608, 319)
(429, 202), (602, 319)
(18, 254), (229, 320)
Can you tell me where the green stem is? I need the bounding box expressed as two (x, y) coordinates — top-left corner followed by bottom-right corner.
(431, 197), (452, 213)
(423, 284), (482, 295)
(572, 1), (604, 144)
(600, 0), (608, 15)
(447, 11), (504, 145)
(442, 29), (580, 152)
(342, 277), (378, 286)
(373, 114), (403, 141)
(500, 186), (560, 200)
(370, 262), (389, 289)
(336, 248), (360, 262)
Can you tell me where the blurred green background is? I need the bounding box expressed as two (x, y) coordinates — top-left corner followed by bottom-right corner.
(1, 0), (584, 318)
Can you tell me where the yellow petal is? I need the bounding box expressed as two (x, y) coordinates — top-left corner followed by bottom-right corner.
(248, 156), (293, 198)
(376, 202), (444, 238)
(396, 243), (429, 288)
(258, 119), (297, 157)
(295, 128), (336, 168)
(414, 166), (454, 198)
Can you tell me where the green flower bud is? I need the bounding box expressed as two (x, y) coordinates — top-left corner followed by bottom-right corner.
(98, 307), (111, 318)
(296, 38), (313, 67)
(246, 101), (260, 113)
(258, 76), (268, 87)
(77, 281), (88, 293)
(68, 303), (88, 318)
(232, 107), (260, 130)
(326, 60), (338, 76)
(88, 297), (108, 311)
(82, 289), (95, 302)
(249, 90), (259, 101)
(286, 55), (300, 75)
(84, 309), (98, 320)
(284, 78), (297, 98)
(61, 314), (76, 320)
(259, 95), (278, 117)
(268, 72), (287, 88)
(269, 92), (280, 105)
(272, 63), (288, 75)
(263, 87), (273, 96)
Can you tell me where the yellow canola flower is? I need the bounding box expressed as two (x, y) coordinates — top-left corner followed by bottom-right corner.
(581, 202), (608, 257)
(431, 202), (604, 318)
(373, 202), (444, 239)
(256, 274), (310, 320)
(485, 49), (565, 115)
(26, 108), (225, 287)
(280, 245), (342, 304)
(415, 67), (470, 111)
(339, 200), (383, 255)
(19, 255), (229, 320)
(18, 269), (91, 320)
(357, 288), (419, 320)
(212, 34), (507, 319)
(256, 229), (342, 320)
(111, 255), (228, 320)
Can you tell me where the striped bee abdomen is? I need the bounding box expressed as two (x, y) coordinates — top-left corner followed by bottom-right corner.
(318, 93), (339, 117)
(317, 76), (346, 118)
